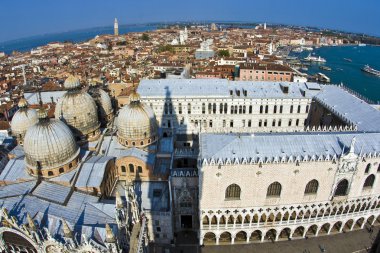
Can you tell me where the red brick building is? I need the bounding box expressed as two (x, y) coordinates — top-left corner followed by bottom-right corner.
(239, 63), (294, 82)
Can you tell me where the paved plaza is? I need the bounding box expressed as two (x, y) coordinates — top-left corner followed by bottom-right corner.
(150, 225), (379, 253)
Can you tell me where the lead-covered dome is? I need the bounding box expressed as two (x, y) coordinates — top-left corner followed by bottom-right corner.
(11, 98), (38, 145)
(55, 76), (100, 142)
(117, 91), (158, 148)
(24, 107), (80, 178)
(88, 82), (114, 127)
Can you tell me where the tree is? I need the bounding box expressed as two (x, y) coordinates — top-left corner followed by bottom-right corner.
(157, 45), (174, 53)
(141, 33), (150, 41)
(218, 50), (230, 57)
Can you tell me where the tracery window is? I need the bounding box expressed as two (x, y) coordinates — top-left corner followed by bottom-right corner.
(225, 184), (241, 199)
(267, 182), (282, 197)
(304, 179), (319, 194)
(334, 179), (349, 196)
(363, 174), (375, 188)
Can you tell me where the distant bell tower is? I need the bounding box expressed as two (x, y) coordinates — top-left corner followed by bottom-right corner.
(114, 18), (119, 36)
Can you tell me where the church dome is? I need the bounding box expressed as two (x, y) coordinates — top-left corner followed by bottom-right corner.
(24, 107), (80, 178)
(55, 76), (100, 142)
(88, 82), (114, 127)
(117, 91), (158, 148)
(11, 98), (38, 144)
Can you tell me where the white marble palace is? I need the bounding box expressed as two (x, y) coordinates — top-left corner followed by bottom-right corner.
(137, 79), (380, 245)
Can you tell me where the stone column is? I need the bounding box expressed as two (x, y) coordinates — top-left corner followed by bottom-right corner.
(327, 225), (332, 235)
(350, 222), (355, 231)
(275, 232), (280, 242)
(231, 235), (235, 244)
(216, 235), (220, 245)
(360, 221), (366, 229)
(302, 229), (307, 238)
(315, 228), (320, 237)
(260, 234), (265, 242)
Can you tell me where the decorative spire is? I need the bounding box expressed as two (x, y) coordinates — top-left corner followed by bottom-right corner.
(115, 191), (123, 209)
(18, 97), (28, 108)
(349, 136), (356, 154)
(37, 107), (48, 121)
(62, 219), (73, 238)
(105, 223), (116, 243)
(26, 213), (36, 231)
(129, 90), (141, 104)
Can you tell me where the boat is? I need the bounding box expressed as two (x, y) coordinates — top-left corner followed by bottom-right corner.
(304, 54), (326, 63)
(343, 58), (352, 62)
(301, 67), (308, 71)
(319, 66), (331, 71)
(361, 65), (380, 77)
(316, 73), (330, 83)
(302, 46), (313, 51)
(292, 47), (303, 53)
(358, 43), (366, 47)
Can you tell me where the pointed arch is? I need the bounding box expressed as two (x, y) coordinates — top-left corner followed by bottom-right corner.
(225, 184), (241, 199)
(304, 179), (319, 194)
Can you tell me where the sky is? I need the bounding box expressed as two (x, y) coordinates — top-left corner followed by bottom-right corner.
(1, 0), (379, 42)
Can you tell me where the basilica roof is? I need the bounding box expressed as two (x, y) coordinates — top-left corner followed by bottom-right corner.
(11, 100), (38, 138)
(24, 109), (80, 171)
(0, 181), (116, 245)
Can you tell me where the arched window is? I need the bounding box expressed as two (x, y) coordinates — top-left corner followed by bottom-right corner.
(363, 174), (375, 188)
(273, 105), (277, 114)
(304, 180), (319, 194)
(260, 105), (263, 114)
(121, 166), (126, 173)
(378, 164), (380, 173)
(48, 171), (54, 176)
(179, 195), (192, 208)
(365, 163), (371, 174)
(290, 105), (293, 113)
(267, 182), (282, 197)
(137, 166), (143, 173)
(129, 164), (134, 173)
(225, 184), (241, 199)
(59, 168), (64, 174)
(334, 179), (349, 196)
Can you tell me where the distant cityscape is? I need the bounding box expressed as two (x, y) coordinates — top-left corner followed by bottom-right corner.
(0, 20), (379, 253)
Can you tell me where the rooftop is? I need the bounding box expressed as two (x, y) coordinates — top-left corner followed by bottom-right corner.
(200, 132), (380, 164)
(138, 79), (319, 99)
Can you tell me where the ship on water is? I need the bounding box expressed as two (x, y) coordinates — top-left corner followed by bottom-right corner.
(304, 54), (326, 63)
(319, 66), (331, 71)
(361, 65), (380, 77)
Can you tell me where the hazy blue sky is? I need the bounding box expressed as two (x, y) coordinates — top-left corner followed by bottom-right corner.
(1, 0), (379, 42)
